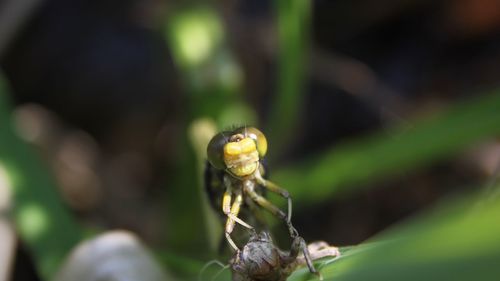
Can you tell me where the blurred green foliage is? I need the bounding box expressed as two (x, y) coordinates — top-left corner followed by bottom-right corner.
(268, 0), (311, 151)
(163, 5), (257, 257)
(182, 188), (500, 281)
(192, 188), (500, 281)
(2, 0), (500, 280)
(163, 2), (500, 280)
(0, 76), (83, 279)
(288, 190), (500, 281)
(165, 6), (244, 112)
(161, 2), (500, 280)
(274, 91), (500, 205)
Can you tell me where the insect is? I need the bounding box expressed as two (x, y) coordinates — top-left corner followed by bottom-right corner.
(205, 126), (297, 251)
(231, 231), (340, 281)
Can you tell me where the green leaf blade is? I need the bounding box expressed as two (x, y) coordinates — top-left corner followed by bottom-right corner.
(289, 193), (500, 281)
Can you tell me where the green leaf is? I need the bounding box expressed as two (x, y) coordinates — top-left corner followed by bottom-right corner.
(190, 191), (500, 281)
(273, 92), (500, 204)
(288, 192), (500, 281)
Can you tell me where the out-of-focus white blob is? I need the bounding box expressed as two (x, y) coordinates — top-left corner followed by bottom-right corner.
(55, 231), (174, 281)
(0, 219), (15, 281)
(0, 163), (14, 281)
(13, 103), (60, 145)
(0, 163), (12, 212)
(463, 141), (500, 178)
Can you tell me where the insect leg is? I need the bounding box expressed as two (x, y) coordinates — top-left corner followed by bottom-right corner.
(298, 236), (322, 280)
(223, 190), (254, 251)
(223, 176), (254, 231)
(245, 188), (291, 229)
(227, 193), (254, 231)
(198, 260), (228, 281)
(255, 171), (293, 223)
(252, 173), (298, 237)
(222, 189), (238, 251)
(245, 197), (268, 229)
(246, 188), (286, 217)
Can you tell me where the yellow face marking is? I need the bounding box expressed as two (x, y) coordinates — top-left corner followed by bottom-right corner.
(224, 138), (256, 156)
(223, 137), (259, 177)
(229, 162), (258, 177)
(239, 138), (257, 153)
(224, 142), (241, 156)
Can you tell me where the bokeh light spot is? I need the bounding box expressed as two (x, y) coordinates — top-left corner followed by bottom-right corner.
(18, 203), (49, 241)
(170, 9), (223, 67)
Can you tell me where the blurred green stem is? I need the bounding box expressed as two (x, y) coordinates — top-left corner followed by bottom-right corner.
(268, 0), (311, 153)
(188, 118), (221, 253)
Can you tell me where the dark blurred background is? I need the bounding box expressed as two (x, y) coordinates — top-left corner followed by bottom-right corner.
(1, 0), (500, 279)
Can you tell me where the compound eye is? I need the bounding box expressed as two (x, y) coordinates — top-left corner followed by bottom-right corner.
(207, 131), (230, 170)
(234, 127), (267, 157)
